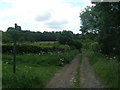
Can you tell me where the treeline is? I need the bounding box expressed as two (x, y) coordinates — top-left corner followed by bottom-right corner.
(2, 27), (81, 43)
(2, 28), (82, 53)
(80, 2), (120, 57)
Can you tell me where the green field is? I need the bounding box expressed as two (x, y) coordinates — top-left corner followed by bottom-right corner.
(2, 49), (79, 88)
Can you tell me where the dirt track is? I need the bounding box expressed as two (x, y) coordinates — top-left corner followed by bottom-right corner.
(46, 54), (103, 88)
(80, 55), (103, 88)
(46, 54), (81, 88)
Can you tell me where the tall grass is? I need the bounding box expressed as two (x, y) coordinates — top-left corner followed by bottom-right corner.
(3, 63), (59, 88)
(87, 51), (119, 88)
(2, 50), (79, 88)
(3, 50), (78, 66)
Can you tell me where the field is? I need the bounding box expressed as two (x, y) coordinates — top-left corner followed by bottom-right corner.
(2, 41), (79, 88)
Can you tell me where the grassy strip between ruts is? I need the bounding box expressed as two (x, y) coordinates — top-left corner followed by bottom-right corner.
(86, 50), (119, 88)
(2, 50), (79, 88)
(72, 54), (82, 88)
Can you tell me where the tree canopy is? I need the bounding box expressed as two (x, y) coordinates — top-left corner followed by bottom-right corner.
(80, 2), (120, 56)
(2, 28), (81, 43)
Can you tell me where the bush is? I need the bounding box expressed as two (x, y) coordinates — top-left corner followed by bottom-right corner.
(89, 42), (100, 52)
(72, 40), (82, 50)
(82, 40), (92, 50)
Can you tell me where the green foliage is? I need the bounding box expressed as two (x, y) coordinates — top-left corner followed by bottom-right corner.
(7, 27), (15, 32)
(96, 3), (120, 56)
(80, 2), (120, 88)
(2, 32), (12, 43)
(56, 44), (71, 52)
(2, 29), (81, 43)
(80, 3), (120, 56)
(87, 51), (119, 88)
(2, 42), (71, 54)
(80, 6), (98, 34)
(89, 42), (100, 52)
(82, 39), (93, 50)
(72, 40), (82, 50)
(58, 31), (82, 50)
(58, 30), (74, 45)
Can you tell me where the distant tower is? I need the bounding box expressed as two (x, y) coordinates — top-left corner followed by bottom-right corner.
(15, 23), (21, 31)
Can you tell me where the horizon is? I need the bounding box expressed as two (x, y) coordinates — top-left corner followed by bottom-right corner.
(1, 26), (82, 34)
(0, 0), (93, 34)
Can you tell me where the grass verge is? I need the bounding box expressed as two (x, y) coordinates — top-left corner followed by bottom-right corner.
(87, 51), (119, 88)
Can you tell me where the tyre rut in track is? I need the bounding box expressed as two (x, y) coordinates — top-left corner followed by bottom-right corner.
(46, 54), (81, 88)
(80, 55), (104, 88)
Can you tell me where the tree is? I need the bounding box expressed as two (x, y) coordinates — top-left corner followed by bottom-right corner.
(94, 2), (120, 55)
(58, 30), (74, 45)
(2, 32), (12, 43)
(80, 6), (99, 35)
(80, 2), (120, 56)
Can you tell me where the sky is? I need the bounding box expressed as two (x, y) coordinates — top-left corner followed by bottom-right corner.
(0, 0), (93, 34)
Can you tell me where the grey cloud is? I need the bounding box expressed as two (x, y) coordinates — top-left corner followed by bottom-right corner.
(35, 12), (51, 21)
(45, 20), (68, 29)
(47, 25), (63, 29)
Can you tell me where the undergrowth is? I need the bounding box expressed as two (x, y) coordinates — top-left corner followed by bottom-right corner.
(87, 50), (119, 88)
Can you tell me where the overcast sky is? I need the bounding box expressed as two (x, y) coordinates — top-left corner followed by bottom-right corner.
(0, 0), (92, 34)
